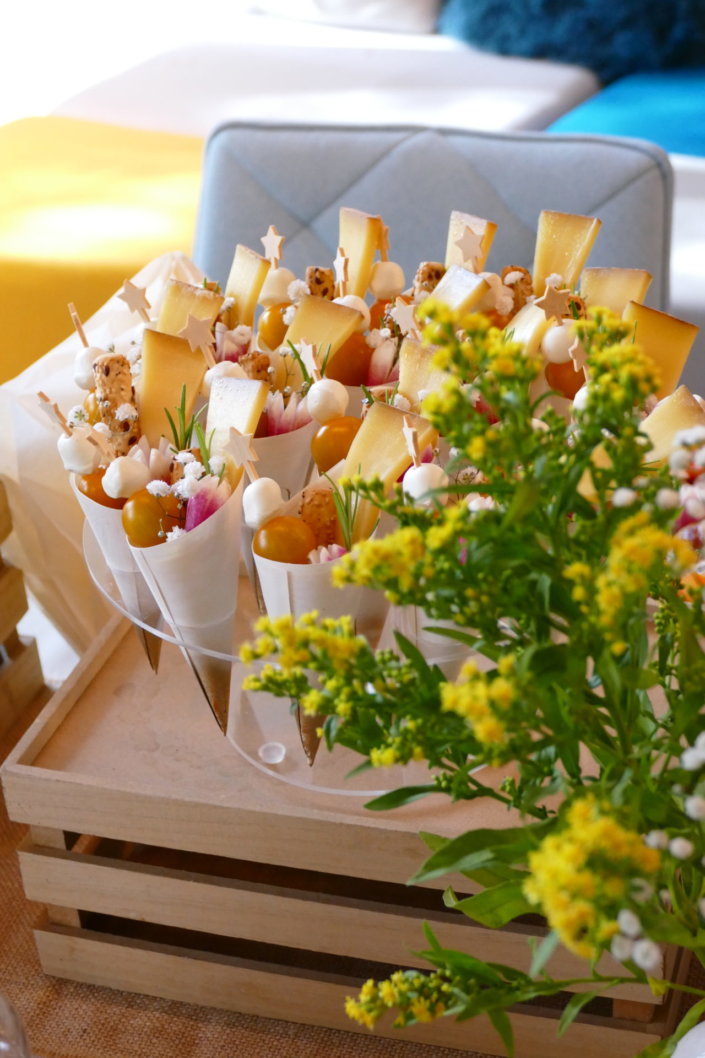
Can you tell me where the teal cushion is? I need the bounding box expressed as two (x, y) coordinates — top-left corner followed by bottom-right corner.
(437, 0), (705, 85)
(548, 69), (705, 157)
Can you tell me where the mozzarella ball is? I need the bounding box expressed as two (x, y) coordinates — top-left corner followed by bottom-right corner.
(306, 378), (349, 424)
(370, 260), (405, 300)
(541, 323), (574, 364)
(333, 294), (370, 331)
(243, 477), (284, 530)
(402, 463), (449, 505)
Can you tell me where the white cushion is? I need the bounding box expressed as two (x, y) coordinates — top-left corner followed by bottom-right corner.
(248, 0), (441, 34)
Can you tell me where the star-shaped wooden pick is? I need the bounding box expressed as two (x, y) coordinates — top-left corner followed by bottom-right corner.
(261, 224), (285, 268)
(455, 226), (484, 271)
(68, 303), (88, 347)
(334, 247), (349, 296)
(379, 223), (391, 262)
(389, 297), (419, 337)
(118, 279), (151, 322)
(297, 340), (320, 381)
(179, 314), (216, 368)
(37, 391), (71, 436)
(535, 283), (573, 323)
(568, 336), (589, 380)
(402, 415), (421, 468)
(86, 425), (116, 461)
(224, 428), (259, 482)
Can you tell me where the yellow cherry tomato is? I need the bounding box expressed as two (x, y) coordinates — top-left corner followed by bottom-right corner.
(253, 515), (317, 564)
(122, 489), (186, 548)
(325, 331), (372, 386)
(544, 359), (584, 400)
(310, 416), (362, 473)
(75, 467), (125, 510)
(257, 302), (290, 351)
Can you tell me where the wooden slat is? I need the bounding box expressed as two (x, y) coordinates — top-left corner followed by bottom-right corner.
(0, 564), (28, 644)
(0, 638), (45, 736)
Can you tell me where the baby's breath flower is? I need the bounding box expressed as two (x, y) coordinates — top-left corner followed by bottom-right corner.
(631, 938), (662, 974)
(670, 837), (695, 859)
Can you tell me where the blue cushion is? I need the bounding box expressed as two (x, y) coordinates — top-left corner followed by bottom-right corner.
(437, 0), (705, 85)
(548, 69), (705, 157)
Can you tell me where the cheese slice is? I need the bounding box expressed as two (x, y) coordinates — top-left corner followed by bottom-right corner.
(444, 210), (497, 273)
(282, 294), (362, 391)
(505, 302), (552, 357)
(397, 337), (451, 412)
(623, 300), (700, 399)
(157, 278), (224, 337)
(532, 210), (601, 296)
(137, 329), (206, 447)
(225, 244), (271, 327)
(640, 386), (705, 464)
(205, 376), (269, 481)
(431, 265), (489, 313)
(338, 207), (384, 298)
(580, 267), (652, 315)
(342, 401), (437, 540)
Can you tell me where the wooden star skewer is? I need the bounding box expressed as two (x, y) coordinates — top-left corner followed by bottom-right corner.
(37, 391), (72, 436)
(535, 283), (573, 323)
(118, 279), (151, 323)
(390, 297), (419, 338)
(334, 247), (349, 298)
(260, 224), (285, 269)
(379, 223), (390, 262)
(297, 340), (321, 381)
(224, 428), (260, 483)
(403, 415), (421, 468)
(568, 336), (589, 383)
(455, 226), (484, 271)
(68, 303), (89, 347)
(178, 314), (217, 369)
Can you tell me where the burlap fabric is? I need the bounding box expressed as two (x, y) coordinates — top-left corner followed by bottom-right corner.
(0, 705), (497, 1058)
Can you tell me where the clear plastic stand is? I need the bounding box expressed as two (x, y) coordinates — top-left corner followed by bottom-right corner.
(84, 522), (431, 797)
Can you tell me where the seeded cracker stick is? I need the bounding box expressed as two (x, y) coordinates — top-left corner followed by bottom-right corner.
(92, 352), (141, 455)
(412, 261), (446, 299)
(306, 266), (336, 300)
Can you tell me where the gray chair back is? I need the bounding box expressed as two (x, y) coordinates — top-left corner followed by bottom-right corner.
(193, 122), (673, 311)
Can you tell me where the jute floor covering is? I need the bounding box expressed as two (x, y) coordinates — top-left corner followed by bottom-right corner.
(0, 700), (497, 1058)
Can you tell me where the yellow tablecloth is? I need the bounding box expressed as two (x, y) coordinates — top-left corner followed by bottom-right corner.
(0, 116), (203, 383)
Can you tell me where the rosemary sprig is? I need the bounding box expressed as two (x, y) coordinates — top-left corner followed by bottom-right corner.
(324, 474), (361, 552)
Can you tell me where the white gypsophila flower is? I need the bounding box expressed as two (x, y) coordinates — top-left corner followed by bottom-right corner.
(681, 747), (705, 771)
(115, 402), (138, 422)
(617, 908), (641, 938)
(670, 837), (695, 860)
(685, 796), (705, 820)
(67, 405), (89, 426)
(392, 394), (411, 412)
(669, 448), (692, 474)
(366, 328), (388, 350)
(610, 935), (634, 962)
(631, 938), (662, 974)
(146, 479), (171, 497)
(173, 476), (201, 500)
(165, 527), (188, 541)
(612, 487), (638, 508)
(468, 495), (495, 513)
(209, 455), (225, 476)
(655, 488), (681, 510)
(183, 460), (206, 479)
(283, 304), (297, 326)
(173, 450), (195, 464)
(675, 426), (705, 448)
(693, 447), (705, 469)
(645, 830), (669, 850)
(287, 279), (309, 304)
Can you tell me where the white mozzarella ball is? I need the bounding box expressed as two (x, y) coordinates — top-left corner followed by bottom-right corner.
(73, 345), (104, 390)
(402, 463), (449, 505)
(57, 428), (101, 475)
(370, 260), (405, 300)
(102, 456), (152, 499)
(572, 383), (590, 412)
(541, 324), (574, 364)
(258, 267), (296, 308)
(333, 294), (370, 331)
(243, 477), (284, 530)
(306, 378), (349, 424)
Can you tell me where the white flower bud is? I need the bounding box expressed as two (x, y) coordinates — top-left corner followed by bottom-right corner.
(681, 747), (705, 771)
(631, 938), (662, 974)
(645, 830), (669, 849)
(655, 488), (681, 510)
(669, 836), (695, 859)
(612, 487), (638, 508)
(610, 934), (634, 962)
(685, 795), (705, 820)
(617, 908), (641, 938)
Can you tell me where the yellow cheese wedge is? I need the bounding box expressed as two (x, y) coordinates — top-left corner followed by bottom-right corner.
(282, 294), (362, 391)
(156, 278), (224, 337)
(431, 265), (489, 313)
(623, 301), (700, 399)
(342, 402), (437, 540)
(444, 210), (497, 273)
(640, 385), (705, 464)
(137, 329), (206, 447)
(532, 210), (602, 296)
(338, 207), (384, 298)
(505, 302), (552, 357)
(205, 376), (269, 481)
(225, 244), (271, 327)
(397, 337), (451, 412)
(580, 267), (652, 315)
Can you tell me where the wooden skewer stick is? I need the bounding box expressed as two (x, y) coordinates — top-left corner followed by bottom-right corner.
(403, 415), (421, 468)
(68, 303), (88, 347)
(37, 391), (72, 436)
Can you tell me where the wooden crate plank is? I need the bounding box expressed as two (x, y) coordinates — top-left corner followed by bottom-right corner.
(0, 564), (28, 644)
(0, 637), (45, 736)
(33, 925), (666, 1058)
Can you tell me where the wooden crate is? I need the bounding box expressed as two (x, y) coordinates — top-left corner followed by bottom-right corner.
(1, 614), (688, 1057)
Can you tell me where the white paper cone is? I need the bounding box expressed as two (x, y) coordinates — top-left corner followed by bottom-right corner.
(253, 551), (362, 622)
(254, 421), (316, 499)
(130, 481), (243, 732)
(71, 476), (163, 670)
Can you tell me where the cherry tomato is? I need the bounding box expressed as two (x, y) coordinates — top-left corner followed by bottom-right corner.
(253, 515), (317, 564)
(544, 360), (584, 400)
(75, 467), (125, 510)
(310, 416), (362, 473)
(122, 489), (186, 548)
(257, 302), (290, 351)
(368, 299), (391, 330)
(325, 331), (373, 386)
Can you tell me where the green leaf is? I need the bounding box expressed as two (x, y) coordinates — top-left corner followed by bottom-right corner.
(557, 990), (602, 1036)
(529, 930), (559, 978)
(488, 1007), (515, 1057)
(445, 881), (533, 928)
(411, 822), (552, 884)
(364, 785), (438, 811)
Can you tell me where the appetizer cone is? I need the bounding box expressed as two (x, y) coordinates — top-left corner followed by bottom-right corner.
(253, 420), (317, 500)
(130, 481), (243, 732)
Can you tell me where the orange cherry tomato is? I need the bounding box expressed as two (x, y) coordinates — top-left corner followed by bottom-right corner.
(253, 515), (317, 564)
(75, 467), (125, 510)
(369, 299), (391, 330)
(310, 416), (362, 473)
(122, 489), (186, 548)
(325, 331), (373, 386)
(257, 302), (290, 351)
(545, 360), (584, 400)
